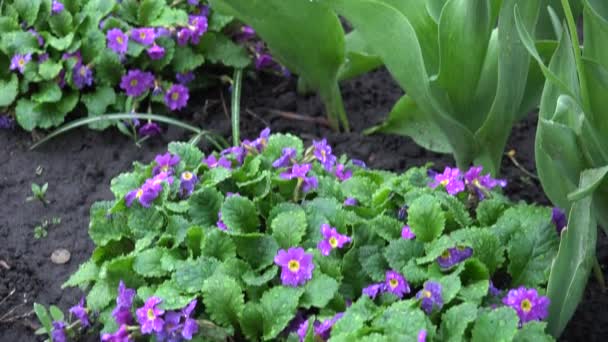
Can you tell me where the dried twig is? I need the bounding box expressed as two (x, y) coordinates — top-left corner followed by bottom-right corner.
(244, 109), (270, 127)
(219, 90), (230, 120)
(0, 259), (10, 270)
(506, 149), (539, 180)
(268, 109), (330, 127)
(0, 289), (15, 307)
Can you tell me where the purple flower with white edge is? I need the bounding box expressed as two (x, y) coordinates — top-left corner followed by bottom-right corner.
(362, 283), (384, 299)
(101, 324), (131, 342)
(51, 1), (64, 14)
(385, 270), (410, 298)
(51, 321), (67, 342)
(147, 44), (165, 60)
(131, 28), (156, 45)
(430, 167), (465, 195)
(203, 155), (232, 170)
(344, 197), (357, 207)
(464, 166), (507, 199)
(401, 225), (415, 240)
(312, 139), (336, 171)
(10, 53), (31, 74)
(502, 286), (550, 324)
(334, 164), (352, 182)
(120, 70), (155, 97)
(136, 296), (165, 334)
(317, 224), (351, 256)
(314, 313), (344, 340)
(176, 72), (195, 85)
(418, 329), (427, 342)
(296, 319), (309, 342)
(416, 281), (443, 314)
(69, 297), (90, 327)
(73, 62), (94, 89)
(180, 171), (198, 197)
(217, 212), (227, 231)
(273, 148), (297, 168)
(552, 207), (567, 234)
(165, 84), (189, 111)
(274, 247), (315, 287)
(107, 29), (129, 55)
(437, 246), (473, 269)
(139, 122), (162, 137)
(112, 281), (136, 325)
(0, 115), (15, 130)
(153, 153), (180, 175)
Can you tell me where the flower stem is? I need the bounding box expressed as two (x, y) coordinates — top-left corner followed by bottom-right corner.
(231, 69), (243, 146)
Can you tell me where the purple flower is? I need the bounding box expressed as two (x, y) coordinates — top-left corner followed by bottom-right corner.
(437, 247), (473, 269)
(188, 15), (208, 44)
(180, 171), (198, 197)
(502, 287), (550, 324)
(385, 270), (409, 298)
(38, 53), (49, 62)
(273, 148), (297, 168)
(203, 155), (232, 170)
(217, 212), (227, 231)
(112, 281), (136, 325)
(243, 128), (271, 152)
(0, 115), (15, 130)
(177, 28), (191, 46)
(489, 280), (501, 297)
(131, 28), (156, 45)
(51, 321), (67, 342)
(180, 300), (199, 340)
(236, 25), (256, 41)
(69, 297), (90, 327)
(28, 29), (44, 46)
(147, 44), (165, 60)
(464, 166), (507, 199)
(120, 70), (155, 97)
(221, 146), (247, 165)
(153, 152), (180, 175)
(155, 27), (171, 38)
(362, 283), (383, 299)
(552, 207), (567, 234)
(401, 225), (415, 240)
(101, 324), (131, 342)
(10, 53), (31, 74)
(312, 139), (336, 171)
(430, 167), (465, 195)
(296, 319), (309, 341)
(334, 164), (352, 182)
(314, 313), (343, 340)
(418, 329), (427, 342)
(51, 1), (64, 14)
(344, 197), (357, 207)
(280, 163), (318, 193)
(317, 224), (351, 256)
(73, 62), (94, 89)
(136, 297), (165, 334)
(255, 53), (274, 70)
(351, 159), (367, 168)
(125, 173), (169, 208)
(416, 281), (443, 314)
(139, 122), (162, 137)
(176, 72), (195, 85)
(107, 29), (129, 55)
(159, 299), (198, 341)
(274, 247), (315, 287)
(165, 84), (189, 111)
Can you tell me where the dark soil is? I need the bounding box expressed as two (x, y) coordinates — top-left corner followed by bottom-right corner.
(1, 69), (606, 341)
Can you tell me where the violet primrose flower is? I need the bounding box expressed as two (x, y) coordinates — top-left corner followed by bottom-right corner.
(243, 127), (271, 152)
(160, 299), (199, 340)
(437, 246), (473, 269)
(418, 329), (427, 342)
(0, 115), (15, 130)
(138, 122), (162, 137)
(401, 225), (415, 240)
(312, 138), (337, 171)
(489, 280), (501, 297)
(344, 197), (357, 207)
(317, 224), (351, 256)
(334, 164), (352, 182)
(147, 44), (165, 60)
(314, 313), (344, 340)
(203, 155), (232, 170)
(296, 320), (309, 342)
(51, 321), (67, 342)
(112, 281), (136, 325)
(188, 15), (208, 44)
(28, 29), (45, 46)
(176, 72), (195, 85)
(125, 174), (167, 208)
(136, 296), (165, 334)
(430, 167), (465, 195)
(464, 166), (507, 199)
(221, 146), (247, 165)
(101, 324), (131, 342)
(416, 281), (443, 314)
(120, 69), (155, 97)
(502, 286), (550, 324)
(274, 247), (315, 287)
(552, 207), (567, 234)
(362, 283), (383, 299)
(10, 53), (32, 74)
(107, 29), (129, 55)
(385, 270), (410, 298)
(280, 163), (318, 193)
(180, 171), (198, 197)
(165, 84), (189, 111)
(69, 297), (90, 327)
(177, 28), (191, 46)
(272, 148), (297, 168)
(73, 62), (94, 89)
(51, 1), (64, 14)
(131, 28), (156, 45)
(153, 153), (180, 175)
(217, 212), (227, 231)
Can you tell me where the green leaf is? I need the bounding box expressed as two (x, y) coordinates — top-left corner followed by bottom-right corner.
(440, 302), (478, 342)
(155, 281), (196, 310)
(221, 195), (260, 233)
(359, 245), (389, 282)
(95, 50), (125, 86)
(33, 303), (52, 333)
(46, 32), (75, 51)
(332, 296), (377, 335)
(82, 87), (117, 130)
(471, 307), (519, 342)
(63, 260), (99, 288)
(110, 172), (142, 199)
(172, 46), (205, 73)
(89, 201), (128, 246)
(168, 142), (204, 170)
(49, 305), (65, 322)
(209, 12), (234, 31)
(384, 239), (425, 271)
(458, 280), (489, 305)
(188, 187), (223, 227)
(138, 0), (164, 25)
(201, 229), (236, 261)
(407, 194), (446, 242)
(476, 197), (509, 226)
(262, 133), (305, 162)
(128, 206), (165, 238)
(172, 257), (220, 293)
(87, 280), (115, 311)
(133, 248), (166, 277)
(300, 271), (339, 308)
(199, 33), (251, 68)
(0, 74), (18, 107)
(240, 302), (263, 341)
(15, 99), (41, 131)
(202, 168), (232, 186)
(370, 215), (403, 241)
(259, 286), (304, 340)
(242, 266), (278, 287)
(271, 209), (307, 249)
(451, 228), (505, 274)
(372, 300), (427, 336)
(150, 7), (189, 26)
(434, 272), (462, 305)
(202, 273), (245, 329)
(233, 235), (279, 271)
(38, 60), (63, 80)
(341, 176), (376, 206)
(13, 0), (42, 27)
(513, 321), (554, 342)
(0, 31), (40, 55)
(49, 10), (73, 36)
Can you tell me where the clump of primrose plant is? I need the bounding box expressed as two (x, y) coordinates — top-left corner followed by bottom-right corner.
(56, 130), (561, 341)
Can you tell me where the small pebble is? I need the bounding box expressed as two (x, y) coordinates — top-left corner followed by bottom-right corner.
(51, 249), (71, 264)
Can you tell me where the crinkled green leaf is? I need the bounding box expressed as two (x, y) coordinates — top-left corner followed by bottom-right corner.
(0, 74), (18, 107)
(82, 87), (117, 130)
(221, 195), (260, 233)
(128, 206), (165, 238)
(172, 257), (220, 293)
(38, 60), (63, 80)
(133, 247), (166, 277)
(63, 260), (99, 288)
(262, 133), (305, 162)
(242, 266), (278, 287)
(89, 201), (129, 246)
(372, 300), (427, 336)
(451, 227), (505, 273)
(300, 271), (339, 309)
(172, 46), (205, 73)
(199, 33), (250, 68)
(271, 209), (307, 249)
(202, 273), (244, 329)
(471, 307), (519, 342)
(370, 215), (403, 241)
(260, 286), (304, 340)
(384, 239), (425, 271)
(440, 302), (478, 342)
(359, 245), (389, 282)
(188, 187), (223, 227)
(233, 234), (279, 271)
(87, 280), (115, 312)
(201, 229), (237, 261)
(341, 176), (376, 206)
(513, 321), (553, 342)
(155, 281), (196, 310)
(476, 197), (509, 226)
(332, 296), (377, 335)
(408, 194), (446, 242)
(168, 142), (204, 170)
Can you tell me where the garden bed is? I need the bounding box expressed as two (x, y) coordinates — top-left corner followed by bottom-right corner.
(1, 69), (606, 341)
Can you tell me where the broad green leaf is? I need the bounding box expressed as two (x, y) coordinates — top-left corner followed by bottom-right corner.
(63, 260), (99, 288)
(458, 280), (490, 305)
(82, 87), (116, 130)
(407, 194), (445, 242)
(49, 305), (64, 322)
(202, 273), (244, 329)
(476, 197), (509, 226)
(33, 303), (52, 333)
(451, 228), (505, 274)
(0, 74), (18, 107)
(384, 239), (425, 271)
(439, 302), (478, 342)
(242, 266), (278, 287)
(332, 296), (377, 335)
(172, 257), (220, 293)
(371, 300), (427, 336)
(89, 201), (128, 246)
(300, 272), (339, 309)
(154, 281), (196, 310)
(358, 245), (389, 282)
(149, 7), (189, 26)
(513, 321), (554, 342)
(0, 31), (40, 55)
(434, 272), (462, 305)
(128, 206), (164, 238)
(271, 209), (307, 249)
(262, 133), (305, 162)
(567, 166), (608, 201)
(168, 142), (204, 170)
(260, 286), (304, 340)
(172, 46), (205, 73)
(138, 0), (164, 25)
(198, 33), (250, 68)
(188, 187), (223, 227)
(95, 50), (125, 86)
(233, 235), (279, 271)
(370, 215), (403, 241)
(87, 280), (115, 311)
(240, 302), (263, 341)
(221, 195), (260, 233)
(201, 229), (236, 261)
(13, 0), (42, 27)
(133, 248), (166, 277)
(471, 307), (519, 342)
(38, 60), (63, 80)
(15, 99), (42, 131)
(46, 32), (75, 51)
(337, 30), (383, 81)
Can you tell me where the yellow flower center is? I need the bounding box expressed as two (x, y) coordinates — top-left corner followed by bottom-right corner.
(171, 92), (180, 101)
(18, 58), (25, 66)
(473, 179), (481, 187)
(183, 172), (193, 180)
(117, 36), (124, 44)
(288, 260), (300, 272)
(140, 32), (147, 39)
(329, 237), (338, 248)
(147, 308), (155, 320)
(130, 79), (138, 87)
(423, 290), (432, 298)
(389, 278), (399, 289)
(521, 299), (532, 313)
(440, 179), (449, 186)
(441, 250), (450, 259)
(136, 189), (144, 198)
(80, 67), (87, 76)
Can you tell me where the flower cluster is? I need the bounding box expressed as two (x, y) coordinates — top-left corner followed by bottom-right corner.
(363, 270), (411, 299)
(48, 298), (90, 342)
(296, 312), (344, 341)
(430, 166), (506, 198)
